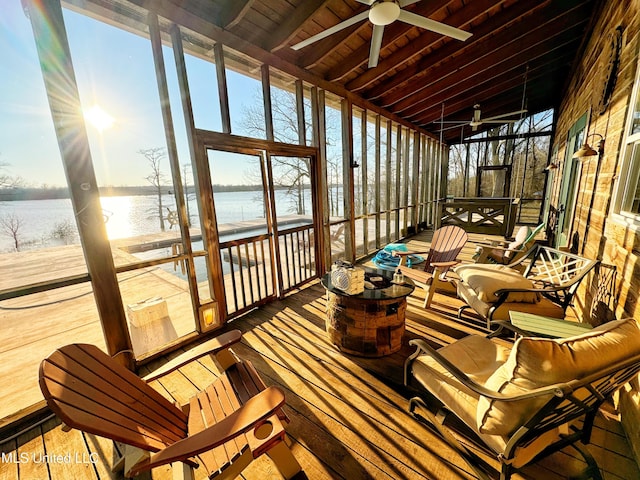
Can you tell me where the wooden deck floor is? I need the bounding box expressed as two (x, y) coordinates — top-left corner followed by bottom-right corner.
(1, 231), (638, 480)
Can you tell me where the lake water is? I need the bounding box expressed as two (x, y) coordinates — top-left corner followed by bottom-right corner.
(0, 189), (315, 253)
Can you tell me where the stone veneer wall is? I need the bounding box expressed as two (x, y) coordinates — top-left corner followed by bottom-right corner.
(550, 0), (640, 464)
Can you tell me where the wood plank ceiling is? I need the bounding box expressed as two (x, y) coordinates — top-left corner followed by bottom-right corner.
(77, 0), (598, 143)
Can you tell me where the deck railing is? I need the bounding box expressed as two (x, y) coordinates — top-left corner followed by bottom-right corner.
(219, 223), (316, 317)
(278, 223), (316, 294)
(219, 233), (275, 317)
(436, 197), (519, 237)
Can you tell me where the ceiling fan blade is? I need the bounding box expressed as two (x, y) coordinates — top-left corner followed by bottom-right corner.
(437, 123), (468, 132)
(368, 25), (385, 68)
(483, 109), (528, 121)
(481, 119), (519, 124)
(397, 11), (472, 41)
(291, 11), (369, 50)
(355, 0), (375, 5)
(399, 0), (422, 7)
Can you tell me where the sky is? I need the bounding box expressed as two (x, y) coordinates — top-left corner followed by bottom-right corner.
(0, 0), (260, 188)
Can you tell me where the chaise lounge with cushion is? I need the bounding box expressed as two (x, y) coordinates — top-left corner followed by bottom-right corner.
(472, 223), (545, 265)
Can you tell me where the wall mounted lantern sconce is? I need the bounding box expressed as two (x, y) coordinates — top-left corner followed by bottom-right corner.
(573, 133), (605, 159)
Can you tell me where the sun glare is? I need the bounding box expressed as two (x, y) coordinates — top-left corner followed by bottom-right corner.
(84, 104), (114, 131)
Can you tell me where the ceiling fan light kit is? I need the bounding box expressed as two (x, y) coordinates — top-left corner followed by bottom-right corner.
(369, 1), (401, 26)
(291, 0), (472, 68)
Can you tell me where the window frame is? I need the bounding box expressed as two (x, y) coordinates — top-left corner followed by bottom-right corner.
(613, 45), (640, 224)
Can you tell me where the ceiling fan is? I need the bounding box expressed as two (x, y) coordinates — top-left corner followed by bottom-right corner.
(438, 104), (528, 132)
(291, 0), (472, 68)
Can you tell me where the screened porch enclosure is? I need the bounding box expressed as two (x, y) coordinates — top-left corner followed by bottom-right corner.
(0, 0), (558, 429)
(447, 111), (554, 227)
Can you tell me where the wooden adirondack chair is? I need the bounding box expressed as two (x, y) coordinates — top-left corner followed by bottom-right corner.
(39, 330), (302, 480)
(394, 225), (468, 308)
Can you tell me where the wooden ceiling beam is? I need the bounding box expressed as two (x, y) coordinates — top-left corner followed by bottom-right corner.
(410, 52), (576, 126)
(343, 0), (515, 91)
(296, 22), (366, 69)
(285, 2), (370, 68)
(361, 0), (556, 100)
(265, 0), (333, 52)
(217, 0), (255, 30)
(323, 0), (453, 82)
(374, 1), (588, 110)
(393, 26), (584, 120)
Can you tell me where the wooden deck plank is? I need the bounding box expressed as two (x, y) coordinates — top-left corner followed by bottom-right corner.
(82, 434), (121, 480)
(15, 425), (49, 480)
(234, 330), (478, 479)
(0, 274), (195, 425)
(0, 439), (18, 480)
(40, 417), (96, 480)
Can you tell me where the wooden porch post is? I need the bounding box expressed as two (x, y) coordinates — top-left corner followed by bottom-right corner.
(25, 0), (133, 368)
(341, 99), (355, 262)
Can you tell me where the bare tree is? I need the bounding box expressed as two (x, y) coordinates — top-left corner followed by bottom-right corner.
(0, 159), (23, 188)
(239, 88), (343, 216)
(139, 147), (168, 231)
(447, 109), (554, 201)
(0, 213), (23, 251)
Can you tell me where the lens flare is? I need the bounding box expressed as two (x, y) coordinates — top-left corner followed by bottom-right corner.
(84, 104), (114, 131)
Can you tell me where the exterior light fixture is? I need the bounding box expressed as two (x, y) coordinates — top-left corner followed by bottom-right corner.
(199, 301), (219, 330)
(573, 133), (605, 158)
(369, 1), (400, 26)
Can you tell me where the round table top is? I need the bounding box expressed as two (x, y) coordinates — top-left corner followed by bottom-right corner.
(321, 266), (415, 300)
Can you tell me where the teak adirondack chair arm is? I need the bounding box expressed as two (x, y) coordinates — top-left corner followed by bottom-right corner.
(392, 249), (430, 257)
(143, 330), (242, 382)
(129, 386), (286, 476)
(40, 333), (303, 480)
(430, 260), (459, 269)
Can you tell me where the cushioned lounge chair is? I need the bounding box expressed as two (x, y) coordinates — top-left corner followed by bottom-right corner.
(456, 245), (599, 328)
(404, 318), (640, 480)
(473, 223), (545, 265)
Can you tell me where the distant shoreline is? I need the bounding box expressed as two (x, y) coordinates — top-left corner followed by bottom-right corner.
(0, 184), (272, 201)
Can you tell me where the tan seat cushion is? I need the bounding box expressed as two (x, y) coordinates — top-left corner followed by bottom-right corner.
(476, 318), (640, 435)
(457, 281), (564, 321)
(411, 335), (510, 434)
(455, 264), (540, 303)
